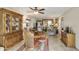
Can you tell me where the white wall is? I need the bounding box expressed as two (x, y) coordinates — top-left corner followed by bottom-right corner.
(62, 8), (79, 49)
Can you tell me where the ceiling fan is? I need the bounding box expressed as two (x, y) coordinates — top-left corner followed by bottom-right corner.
(29, 7), (45, 14)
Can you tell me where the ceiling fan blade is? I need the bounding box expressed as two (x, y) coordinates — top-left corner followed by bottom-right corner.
(29, 7), (34, 10)
(39, 9), (45, 11)
(39, 12), (44, 14)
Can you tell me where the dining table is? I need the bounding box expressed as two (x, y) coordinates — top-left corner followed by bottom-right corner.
(34, 31), (49, 51)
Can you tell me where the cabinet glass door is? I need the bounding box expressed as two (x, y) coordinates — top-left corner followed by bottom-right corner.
(12, 16), (20, 31)
(5, 14), (10, 33)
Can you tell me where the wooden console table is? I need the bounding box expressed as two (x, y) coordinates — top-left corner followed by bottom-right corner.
(61, 32), (75, 48)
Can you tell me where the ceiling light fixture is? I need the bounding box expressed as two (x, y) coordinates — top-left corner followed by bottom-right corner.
(34, 11), (38, 14)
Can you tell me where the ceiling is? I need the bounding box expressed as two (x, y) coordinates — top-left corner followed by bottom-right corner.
(4, 7), (71, 19)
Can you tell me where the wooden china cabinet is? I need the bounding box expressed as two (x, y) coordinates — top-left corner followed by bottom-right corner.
(0, 8), (23, 49)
